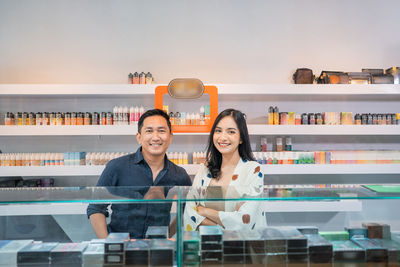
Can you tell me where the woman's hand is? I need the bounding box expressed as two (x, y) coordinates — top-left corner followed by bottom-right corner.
(196, 204), (207, 217)
(196, 204), (224, 228)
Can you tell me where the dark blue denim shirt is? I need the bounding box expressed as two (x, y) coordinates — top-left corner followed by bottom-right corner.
(87, 147), (191, 238)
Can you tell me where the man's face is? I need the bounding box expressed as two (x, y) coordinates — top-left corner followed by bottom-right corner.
(136, 115), (172, 157)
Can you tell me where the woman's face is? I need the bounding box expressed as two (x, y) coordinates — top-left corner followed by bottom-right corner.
(213, 116), (241, 157)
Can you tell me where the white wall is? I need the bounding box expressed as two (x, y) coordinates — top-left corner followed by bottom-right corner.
(0, 0), (399, 84)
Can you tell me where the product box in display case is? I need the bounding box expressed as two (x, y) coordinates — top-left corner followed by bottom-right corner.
(0, 183), (400, 266)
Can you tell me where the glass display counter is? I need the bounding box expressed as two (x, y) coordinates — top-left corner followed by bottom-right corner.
(1, 184), (400, 266)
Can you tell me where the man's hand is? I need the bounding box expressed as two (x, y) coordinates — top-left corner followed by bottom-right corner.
(143, 186), (165, 200)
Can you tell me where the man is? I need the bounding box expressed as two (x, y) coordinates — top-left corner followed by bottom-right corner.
(87, 109), (191, 238)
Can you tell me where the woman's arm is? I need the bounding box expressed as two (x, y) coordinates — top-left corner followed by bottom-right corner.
(196, 205), (224, 227)
(183, 165), (208, 231)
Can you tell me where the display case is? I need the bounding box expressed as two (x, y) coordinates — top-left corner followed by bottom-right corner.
(1, 184), (400, 266)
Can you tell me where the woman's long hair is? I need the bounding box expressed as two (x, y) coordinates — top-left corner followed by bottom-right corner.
(206, 109), (255, 179)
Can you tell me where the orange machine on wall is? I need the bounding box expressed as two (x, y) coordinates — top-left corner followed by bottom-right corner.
(155, 79), (218, 133)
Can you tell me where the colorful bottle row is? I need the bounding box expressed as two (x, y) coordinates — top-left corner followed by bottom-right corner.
(128, 72), (153, 84)
(112, 106), (145, 125)
(267, 106), (400, 125)
(260, 137), (292, 152)
(162, 105), (211, 126)
(3, 106), (146, 126)
(0, 151), (207, 167)
(253, 150), (400, 165)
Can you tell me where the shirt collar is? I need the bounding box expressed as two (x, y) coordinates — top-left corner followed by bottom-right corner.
(133, 147), (171, 171)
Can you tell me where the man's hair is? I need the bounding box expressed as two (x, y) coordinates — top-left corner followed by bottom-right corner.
(138, 109), (172, 133)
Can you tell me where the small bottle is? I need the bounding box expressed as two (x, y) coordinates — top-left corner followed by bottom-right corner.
(113, 106), (119, 125)
(85, 153), (91, 166)
(273, 106), (279, 125)
(129, 107), (135, 125)
(180, 112), (186, 125)
(193, 152), (198, 164)
(173, 152), (179, 164)
(308, 113), (316, 125)
(15, 153), (22, 166)
(183, 152), (188, 165)
(128, 73), (133, 84)
(301, 113), (308, 125)
(316, 113), (323, 125)
(200, 106), (205, 125)
(162, 105), (169, 115)
(55, 153), (60, 166)
(175, 112), (181, 125)
(195, 113), (200, 126)
(178, 152), (183, 165)
(268, 106), (274, 125)
(169, 112), (175, 125)
(381, 114), (387, 125)
(276, 137), (283, 152)
(139, 106), (145, 119)
(204, 105), (210, 124)
(134, 106), (140, 122)
(17, 112), (23, 125)
(59, 153), (64, 165)
(4, 112), (10, 126)
(354, 114), (361, 125)
(186, 113), (191, 125)
(372, 114), (377, 125)
(50, 153), (55, 166)
(285, 137), (292, 151)
(145, 72), (152, 84)
(133, 72), (139, 84)
(392, 114), (397, 125)
(40, 153), (45, 166)
(279, 112), (288, 125)
(118, 106), (124, 126)
(261, 137), (268, 152)
(386, 114), (391, 125)
(139, 72), (146, 84)
(123, 106), (129, 125)
(10, 153), (16, 166)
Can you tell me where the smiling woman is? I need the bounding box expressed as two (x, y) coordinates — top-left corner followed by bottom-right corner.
(183, 109), (266, 232)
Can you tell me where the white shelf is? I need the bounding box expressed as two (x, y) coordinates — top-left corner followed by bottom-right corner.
(264, 200), (362, 212)
(1, 125), (399, 136)
(216, 84), (400, 96)
(2, 164), (399, 177)
(0, 84), (156, 95)
(261, 164), (400, 175)
(247, 125), (400, 136)
(0, 125), (138, 136)
(0, 199), (362, 216)
(1, 84), (400, 96)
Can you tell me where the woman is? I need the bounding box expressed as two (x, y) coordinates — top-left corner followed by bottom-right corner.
(183, 109), (266, 232)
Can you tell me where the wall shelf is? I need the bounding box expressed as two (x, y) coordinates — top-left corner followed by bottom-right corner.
(1, 125), (399, 136)
(1, 84), (400, 97)
(2, 164), (399, 177)
(247, 125), (400, 136)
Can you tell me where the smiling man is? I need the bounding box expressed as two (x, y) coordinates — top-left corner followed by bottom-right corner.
(87, 109), (191, 238)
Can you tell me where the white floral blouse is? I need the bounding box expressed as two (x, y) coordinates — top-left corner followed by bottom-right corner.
(183, 158), (267, 232)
